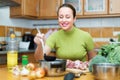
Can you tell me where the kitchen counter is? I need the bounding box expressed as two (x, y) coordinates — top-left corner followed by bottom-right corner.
(0, 65), (95, 80)
(0, 48), (35, 54)
(0, 49), (36, 64)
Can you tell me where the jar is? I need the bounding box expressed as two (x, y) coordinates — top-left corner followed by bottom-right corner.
(22, 55), (28, 66)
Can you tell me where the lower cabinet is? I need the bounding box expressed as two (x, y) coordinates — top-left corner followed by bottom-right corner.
(19, 52), (37, 63)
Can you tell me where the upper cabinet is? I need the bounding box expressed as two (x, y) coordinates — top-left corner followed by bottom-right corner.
(39, 0), (61, 19)
(63, 0), (108, 16)
(84, 0), (108, 15)
(109, 0), (120, 14)
(10, 0), (39, 18)
(62, 0), (84, 16)
(10, 0), (120, 19)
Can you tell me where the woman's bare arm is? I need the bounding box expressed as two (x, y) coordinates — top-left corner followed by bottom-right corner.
(87, 50), (97, 61)
(34, 44), (44, 61)
(34, 33), (53, 61)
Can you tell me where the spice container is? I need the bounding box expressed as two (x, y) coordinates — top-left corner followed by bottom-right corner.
(22, 55), (28, 66)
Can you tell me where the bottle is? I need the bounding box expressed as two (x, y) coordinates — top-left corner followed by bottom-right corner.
(7, 33), (18, 71)
(22, 55), (28, 66)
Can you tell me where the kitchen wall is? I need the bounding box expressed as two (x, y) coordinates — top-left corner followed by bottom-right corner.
(0, 7), (120, 28)
(0, 7), (120, 48)
(0, 7), (32, 28)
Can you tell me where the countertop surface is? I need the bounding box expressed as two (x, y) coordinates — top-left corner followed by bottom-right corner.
(0, 48), (35, 54)
(0, 65), (95, 80)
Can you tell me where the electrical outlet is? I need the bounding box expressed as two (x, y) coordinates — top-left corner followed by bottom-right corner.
(113, 31), (120, 36)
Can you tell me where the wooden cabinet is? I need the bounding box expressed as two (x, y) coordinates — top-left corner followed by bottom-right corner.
(84, 0), (108, 15)
(39, 0), (61, 19)
(10, 0), (39, 18)
(63, 0), (109, 17)
(109, 0), (120, 14)
(10, 0), (120, 19)
(0, 26), (5, 37)
(62, 0), (84, 16)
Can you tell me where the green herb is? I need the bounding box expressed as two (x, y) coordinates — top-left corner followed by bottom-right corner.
(89, 43), (120, 72)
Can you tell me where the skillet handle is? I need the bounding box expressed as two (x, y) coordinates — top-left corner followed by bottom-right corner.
(64, 72), (75, 80)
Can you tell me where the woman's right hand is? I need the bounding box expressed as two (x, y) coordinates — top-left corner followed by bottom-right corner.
(34, 33), (45, 46)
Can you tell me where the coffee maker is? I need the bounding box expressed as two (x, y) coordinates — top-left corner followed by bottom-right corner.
(22, 32), (35, 50)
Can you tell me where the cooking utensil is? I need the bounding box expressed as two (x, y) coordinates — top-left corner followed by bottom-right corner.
(64, 72), (86, 79)
(44, 54), (56, 61)
(39, 59), (66, 76)
(64, 72), (75, 80)
(92, 63), (120, 80)
(36, 27), (45, 53)
(36, 27), (56, 61)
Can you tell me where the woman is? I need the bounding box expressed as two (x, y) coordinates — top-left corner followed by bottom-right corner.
(34, 4), (96, 61)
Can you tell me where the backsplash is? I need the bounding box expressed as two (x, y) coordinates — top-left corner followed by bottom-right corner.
(0, 25), (120, 48)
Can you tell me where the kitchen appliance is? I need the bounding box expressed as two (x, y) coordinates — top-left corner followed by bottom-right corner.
(39, 59), (66, 76)
(92, 63), (120, 80)
(22, 32), (35, 50)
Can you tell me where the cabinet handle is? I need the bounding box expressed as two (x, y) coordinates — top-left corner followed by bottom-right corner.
(110, 0), (112, 11)
(56, 0), (59, 12)
(36, 0), (39, 16)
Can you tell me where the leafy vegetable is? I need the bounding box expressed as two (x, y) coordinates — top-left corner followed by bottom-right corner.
(107, 46), (120, 64)
(97, 44), (117, 57)
(88, 55), (108, 72)
(89, 43), (120, 72)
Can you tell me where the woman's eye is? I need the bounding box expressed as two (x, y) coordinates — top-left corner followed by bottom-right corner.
(66, 15), (70, 18)
(66, 16), (70, 18)
(59, 15), (63, 19)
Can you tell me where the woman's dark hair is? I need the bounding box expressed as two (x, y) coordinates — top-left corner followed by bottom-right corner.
(57, 3), (76, 18)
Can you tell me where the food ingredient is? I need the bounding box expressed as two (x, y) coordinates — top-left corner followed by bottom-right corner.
(28, 71), (36, 80)
(20, 67), (30, 76)
(7, 33), (18, 71)
(26, 63), (35, 70)
(66, 60), (89, 70)
(35, 68), (45, 78)
(88, 55), (108, 72)
(89, 44), (120, 72)
(98, 44), (120, 63)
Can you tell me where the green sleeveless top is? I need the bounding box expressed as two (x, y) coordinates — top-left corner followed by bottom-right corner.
(46, 27), (94, 61)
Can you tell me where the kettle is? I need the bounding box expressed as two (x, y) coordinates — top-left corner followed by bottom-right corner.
(22, 32), (35, 50)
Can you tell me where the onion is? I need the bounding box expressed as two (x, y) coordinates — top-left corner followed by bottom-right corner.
(26, 63), (35, 70)
(20, 67), (29, 76)
(28, 71), (36, 80)
(35, 68), (45, 78)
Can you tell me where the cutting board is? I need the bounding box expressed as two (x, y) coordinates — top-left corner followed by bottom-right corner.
(66, 68), (89, 74)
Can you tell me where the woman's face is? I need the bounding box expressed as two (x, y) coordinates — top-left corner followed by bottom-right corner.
(58, 7), (76, 31)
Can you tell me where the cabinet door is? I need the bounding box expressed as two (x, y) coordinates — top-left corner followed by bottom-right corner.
(39, 0), (61, 19)
(62, 0), (84, 16)
(109, 0), (120, 14)
(84, 0), (108, 15)
(10, 0), (39, 18)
